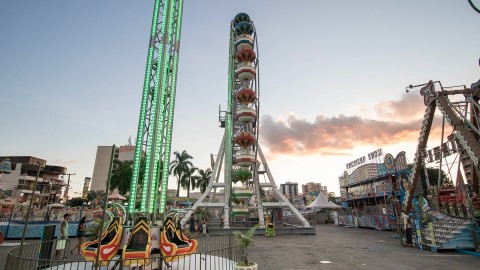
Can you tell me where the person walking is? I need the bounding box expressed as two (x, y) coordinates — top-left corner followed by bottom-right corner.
(55, 213), (70, 259)
(70, 217), (87, 255)
(202, 219), (209, 237)
(189, 214), (195, 238)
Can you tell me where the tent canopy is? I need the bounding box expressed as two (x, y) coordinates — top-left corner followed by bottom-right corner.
(47, 203), (66, 208)
(305, 192), (341, 209)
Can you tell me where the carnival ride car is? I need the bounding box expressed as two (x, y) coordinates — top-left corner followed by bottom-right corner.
(81, 216), (123, 265)
(80, 204), (125, 264)
(122, 217), (152, 266)
(160, 210), (198, 263)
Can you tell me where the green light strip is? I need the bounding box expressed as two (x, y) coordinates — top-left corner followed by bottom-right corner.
(140, 0), (170, 212)
(129, 0), (162, 213)
(149, 0), (177, 213)
(225, 24), (235, 200)
(141, 0), (171, 211)
(159, 0), (184, 214)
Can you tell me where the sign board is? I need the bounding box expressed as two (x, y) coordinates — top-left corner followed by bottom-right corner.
(0, 158), (11, 173)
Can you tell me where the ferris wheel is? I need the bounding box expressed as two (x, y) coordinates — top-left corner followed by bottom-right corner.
(182, 13), (311, 231)
(229, 13), (259, 217)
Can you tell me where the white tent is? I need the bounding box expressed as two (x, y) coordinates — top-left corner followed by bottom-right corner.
(305, 192), (341, 209)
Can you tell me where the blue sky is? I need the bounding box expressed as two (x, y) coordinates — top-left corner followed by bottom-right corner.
(1, 1), (479, 196)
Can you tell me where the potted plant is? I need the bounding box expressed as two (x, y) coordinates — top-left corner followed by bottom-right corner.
(233, 223), (259, 270)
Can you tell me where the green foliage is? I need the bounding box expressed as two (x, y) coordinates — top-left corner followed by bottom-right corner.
(196, 168), (212, 193)
(68, 197), (86, 207)
(180, 166), (198, 198)
(86, 217), (103, 240)
(169, 150), (194, 197)
(233, 223), (259, 266)
(87, 190), (106, 208)
(109, 160), (133, 195)
(194, 207), (211, 221)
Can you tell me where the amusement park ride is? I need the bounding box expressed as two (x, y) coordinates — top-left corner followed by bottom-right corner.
(77, 0), (312, 266)
(74, 0), (480, 264)
(79, 0), (196, 265)
(180, 12), (311, 231)
(403, 68), (480, 215)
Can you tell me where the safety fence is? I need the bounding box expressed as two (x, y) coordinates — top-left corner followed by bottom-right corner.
(5, 234), (242, 270)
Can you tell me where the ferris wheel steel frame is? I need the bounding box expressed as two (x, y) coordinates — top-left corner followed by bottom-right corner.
(129, 0), (184, 218)
(181, 14), (311, 230)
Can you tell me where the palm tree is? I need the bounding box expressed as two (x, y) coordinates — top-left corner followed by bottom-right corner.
(180, 166), (198, 198)
(233, 223), (260, 266)
(196, 168), (212, 193)
(110, 160), (133, 195)
(169, 150), (193, 197)
(87, 190), (106, 208)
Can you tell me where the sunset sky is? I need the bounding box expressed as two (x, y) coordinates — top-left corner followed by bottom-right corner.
(1, 1), (480, 196)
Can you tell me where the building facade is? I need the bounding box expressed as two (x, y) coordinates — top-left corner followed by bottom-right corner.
(90, 145), (136, 192)
(0, 156), (67, 207)
(280, 182), (298, 199)
(302, 182), (329, 196)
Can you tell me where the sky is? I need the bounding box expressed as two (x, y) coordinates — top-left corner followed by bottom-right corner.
(1, 1), (480, 197)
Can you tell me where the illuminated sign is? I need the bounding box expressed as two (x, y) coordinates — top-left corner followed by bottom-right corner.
(422, 134), (459, 164)
(346, 148), (383, 170)
(346, 156), (366, 170)
(368, 148), (383, 160)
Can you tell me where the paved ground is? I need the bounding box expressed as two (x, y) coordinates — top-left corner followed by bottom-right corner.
(1, 224), (479, 270)
(249, 225), (479, 270)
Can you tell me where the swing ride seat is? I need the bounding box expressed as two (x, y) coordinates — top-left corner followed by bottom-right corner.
(160, 216), (198, 263)
(122, 217), (151, 266)
(81, 216), (123, 265)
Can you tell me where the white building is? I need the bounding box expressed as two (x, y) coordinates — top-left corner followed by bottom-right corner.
(90, 145), (136, 192)
(302, 182), (329, 196)
(0, 156), (67, 207)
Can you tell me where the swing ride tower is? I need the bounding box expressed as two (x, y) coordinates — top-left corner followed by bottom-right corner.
(181, 13), (313, 232)
(129, 0), (184, 220)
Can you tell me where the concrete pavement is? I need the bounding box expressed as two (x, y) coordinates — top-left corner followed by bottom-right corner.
(1, 224), (478, 270)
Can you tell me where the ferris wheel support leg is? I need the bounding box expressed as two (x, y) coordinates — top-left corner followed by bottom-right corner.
(180, 132), (227, 227)
(257, 145), (311, 228)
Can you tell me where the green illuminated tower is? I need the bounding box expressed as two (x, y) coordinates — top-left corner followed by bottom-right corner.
(128, 0), (184, 218)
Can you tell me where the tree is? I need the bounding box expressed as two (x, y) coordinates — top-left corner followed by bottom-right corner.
(328, 192), (337, 203)
(233, 223), (260, 267)
(87, 190), (106, 208)
(169, 150), (193, 197)
(180, 166), (198, 198)
(110, 160), (134, 195)
(412, 164), (448, 193)
(196, 168), (212, 193)
(68, 197), (86, 207)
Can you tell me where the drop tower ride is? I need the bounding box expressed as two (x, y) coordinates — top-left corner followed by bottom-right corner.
(129, 0), (184, 221)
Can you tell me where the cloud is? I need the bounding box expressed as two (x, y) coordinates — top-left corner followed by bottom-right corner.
(373, 93), (425, 121)
(54, 159), (78, 165)
(260, 94), (445, 156)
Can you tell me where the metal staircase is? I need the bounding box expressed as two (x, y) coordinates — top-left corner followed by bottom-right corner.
(424, 210), (477, 250)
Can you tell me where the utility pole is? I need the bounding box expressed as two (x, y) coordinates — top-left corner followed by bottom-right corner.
(62, 172), (76, 203)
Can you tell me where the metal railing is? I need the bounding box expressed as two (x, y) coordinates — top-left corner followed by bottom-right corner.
(426, 210), (471, 243)
(5, 234), (242, 270)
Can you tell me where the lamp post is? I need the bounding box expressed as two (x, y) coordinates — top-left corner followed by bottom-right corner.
(61, 172), (76, 203)
(20, 162), (44, 251)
